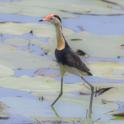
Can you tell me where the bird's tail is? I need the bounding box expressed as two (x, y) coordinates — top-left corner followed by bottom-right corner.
(87, 71), (93, 76)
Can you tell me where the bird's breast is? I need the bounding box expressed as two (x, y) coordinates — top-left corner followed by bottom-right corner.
(55, 48), (67, 64)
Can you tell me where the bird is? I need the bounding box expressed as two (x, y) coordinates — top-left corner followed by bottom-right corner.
(39, 13), (94, 117)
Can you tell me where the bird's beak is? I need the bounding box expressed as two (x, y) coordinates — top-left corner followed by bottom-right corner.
(39, 14), (54, 22)
(39, 19), (43, 22)
(38, 17), (48, 22)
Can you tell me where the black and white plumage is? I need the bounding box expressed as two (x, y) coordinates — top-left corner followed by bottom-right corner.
(40, 13), (94, 118)
(55, 41), (92, 76)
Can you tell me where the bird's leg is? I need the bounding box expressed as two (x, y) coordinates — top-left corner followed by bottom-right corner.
(82, 82), (90, 90)
(51, 77), (63, 106)
(81, 77), (94, 118)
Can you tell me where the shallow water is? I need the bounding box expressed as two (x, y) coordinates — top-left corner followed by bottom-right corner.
(63, 15), (124, 35)
(0, 0), (123, 124)
(0, 87), (115, 124)
(1, 13), (124, 35)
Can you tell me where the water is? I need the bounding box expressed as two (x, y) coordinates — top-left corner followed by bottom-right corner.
(0, 0), (123, 123)
(0, 13), (38, 23)
(63, 15), (124, 35)
(1, 13), (124, 35)
(0, 0), (19, 2)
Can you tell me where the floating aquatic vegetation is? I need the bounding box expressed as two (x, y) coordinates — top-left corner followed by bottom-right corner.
(0, 0), (123, 123)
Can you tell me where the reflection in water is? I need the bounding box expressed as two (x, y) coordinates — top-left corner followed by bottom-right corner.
(50, 88), (95, 124)
(51, 106), (61, 118)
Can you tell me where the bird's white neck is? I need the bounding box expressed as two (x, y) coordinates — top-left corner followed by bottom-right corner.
(55, 24), (65, 50)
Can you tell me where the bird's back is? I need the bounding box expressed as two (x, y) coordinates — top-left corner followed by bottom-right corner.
(55, 44), (92, 76)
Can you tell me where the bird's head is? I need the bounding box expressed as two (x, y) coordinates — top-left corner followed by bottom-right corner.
(39, 13), (62, 25)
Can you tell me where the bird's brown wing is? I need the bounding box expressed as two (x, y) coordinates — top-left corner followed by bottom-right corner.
(64, 49), (92, 75)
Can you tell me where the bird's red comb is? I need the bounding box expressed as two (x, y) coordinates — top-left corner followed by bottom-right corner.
(43, 13), (55, 21)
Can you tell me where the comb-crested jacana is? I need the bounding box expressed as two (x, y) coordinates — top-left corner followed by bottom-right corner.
(39, 14), (94, 117)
